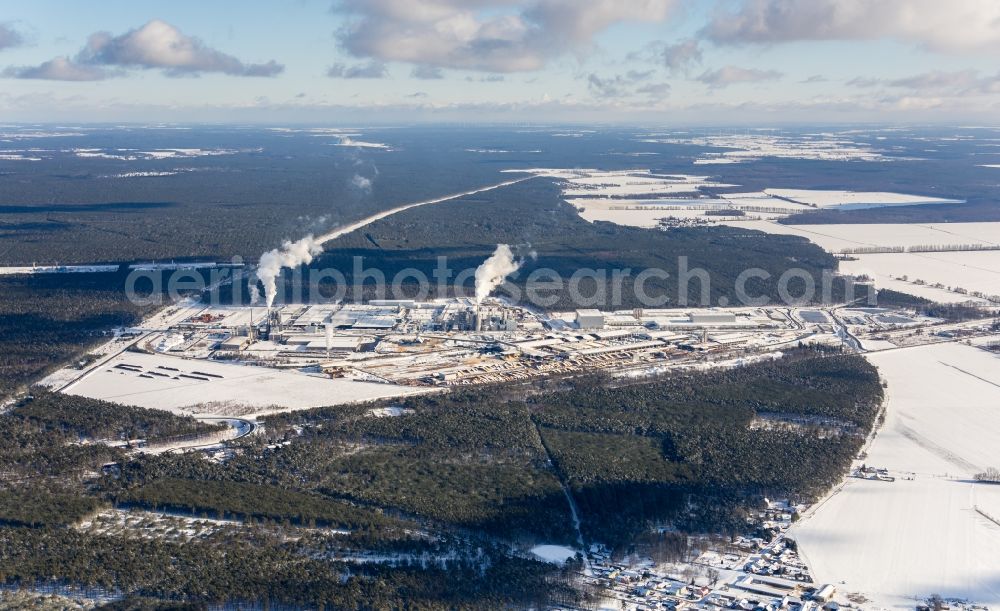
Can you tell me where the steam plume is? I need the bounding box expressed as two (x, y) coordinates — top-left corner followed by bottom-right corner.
(474, 244), (522, 303)
(351, 173), (372, 193)
(256, 235), (323, 308)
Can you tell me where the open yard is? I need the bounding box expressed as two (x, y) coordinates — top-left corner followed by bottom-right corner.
(62, 351), (429, 418)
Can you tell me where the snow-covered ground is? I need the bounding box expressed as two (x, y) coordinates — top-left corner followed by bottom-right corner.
(0, 152), (42, 161)
(71, 147), (242, 160)
(793, 342), (1000, 608)
(638, 132), (886, 164)
(719, 221), (1000, 252)
(530, 544), (578, 564)
(839, 251), (1000, 300)
(62, 352), (429, 418)
(764, 189), (961, 208)
(331, 136), (391, 150)
(531, 168), (999, 304)
(0, 264), (120, 276)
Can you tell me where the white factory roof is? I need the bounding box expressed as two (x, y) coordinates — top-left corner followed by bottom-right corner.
(352, 316), (395, 329)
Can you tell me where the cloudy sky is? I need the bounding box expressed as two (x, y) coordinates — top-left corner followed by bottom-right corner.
(2, 0), (1000, 123)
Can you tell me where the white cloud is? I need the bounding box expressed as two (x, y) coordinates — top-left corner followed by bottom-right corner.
(5, 20), (283, 80)
(327, 61), (388, 78)
(334, 0), (678, 72)
(696, 65), (783, 88)
(702, 0), (1000, 53)
(0, 23), (25, 51)
(81, 20), (283, 76)
(3, 56), (108, 81)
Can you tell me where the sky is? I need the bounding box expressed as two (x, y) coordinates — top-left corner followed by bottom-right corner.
(1, 0), (1000, 124)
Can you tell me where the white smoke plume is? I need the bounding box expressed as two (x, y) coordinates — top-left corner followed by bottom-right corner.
(350, 173), (372, 193)
(256, 235), (323, 308)
(474, 244), (523, 303)
(249, 284), (262, 305)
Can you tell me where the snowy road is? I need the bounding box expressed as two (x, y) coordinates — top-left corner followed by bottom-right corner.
(316, 176), (533, 246)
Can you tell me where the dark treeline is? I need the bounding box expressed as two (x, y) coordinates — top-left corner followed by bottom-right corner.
(780, 199), (1000, 225)
(876, 288), (999, 321)
(0, 527), (580, 609)
(289, 179), (845, 310)
(117, 478), (400, 532)
(262, 347), (881, 547)
(0, 271), (154, 399)
(529, 348), (882, 544)
(0, 392), (220, 527)
(13, 391), (221, 442)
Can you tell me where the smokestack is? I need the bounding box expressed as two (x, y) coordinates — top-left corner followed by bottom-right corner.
(474, 244), (523, 304)
(325, 322), (333, 358)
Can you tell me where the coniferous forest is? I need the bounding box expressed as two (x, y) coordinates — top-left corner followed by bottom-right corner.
(0, 347), (883, 608)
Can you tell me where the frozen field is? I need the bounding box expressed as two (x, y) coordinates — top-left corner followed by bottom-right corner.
(553, 175), (1000, 302)
(764, 189), (960, 208)
(839, 250), (1000, 299)
(718, 221), (1000, 252)
(638, 132), (885, 163)
(793, 342), (1000, 608)
(567, 198), (742, 227)
(63, 352), (429, 418)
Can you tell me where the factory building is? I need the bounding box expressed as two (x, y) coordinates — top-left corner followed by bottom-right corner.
(218, 335), (251, 352)
(688, 311), (737, 324)
(575, 309), (605, 329)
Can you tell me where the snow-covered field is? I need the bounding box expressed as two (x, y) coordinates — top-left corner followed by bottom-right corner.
(839, 251), (1000, 300)
(0, 264), (119, 275)
(0, 152), (42, 161)
(71, 147), (241, 160)
(331, 136), (391, 150)
(718, 221), (1000, 252)
(638, 132), (886, 164)
(793, 342), (1000, 608)
(764, 189), (961, 208)
(63, 352), (429, 418)
(776, 221), (989, 250)
(532, 168), (1000, 304)
(685, 220), (1000, 301)
(530, 544), (577, 564)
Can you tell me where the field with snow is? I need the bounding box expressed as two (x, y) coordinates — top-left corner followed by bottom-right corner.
(639, 132), (886, 164)
(530, 544), (577, 564)
(720, 221), (1000, 253)
(793, 342), (1000, 608)
(764, 189), (961, 208)
(63, 352), (429, 418)
(839, 251), (1000, 301)
(332, 136), (391, 150)
(540, 168), (1000, 304)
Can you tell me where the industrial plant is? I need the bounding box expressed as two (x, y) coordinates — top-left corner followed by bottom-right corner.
(127, 297), (954, 391)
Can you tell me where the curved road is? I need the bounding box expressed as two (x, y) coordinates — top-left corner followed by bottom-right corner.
(139, 417), (258, 455)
